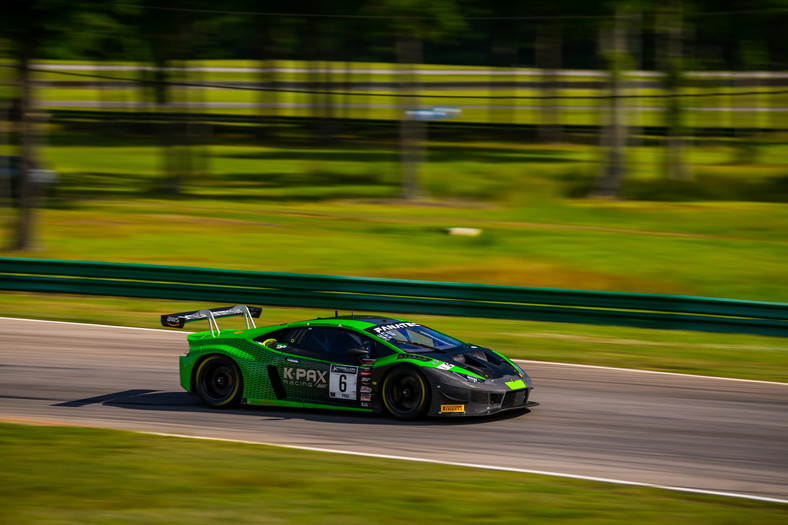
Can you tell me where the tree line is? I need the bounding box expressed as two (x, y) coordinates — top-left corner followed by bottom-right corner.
(2, 0), (787, 249)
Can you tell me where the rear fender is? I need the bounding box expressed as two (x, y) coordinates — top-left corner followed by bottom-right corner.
(187, 340), (262, 398)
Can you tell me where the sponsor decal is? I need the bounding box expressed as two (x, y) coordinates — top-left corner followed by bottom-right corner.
(505, 379), (526, 390)
(360, 386), (372, 394)
(440, 404), (465, 414)
(212, 307), (244, 317)
(329, 364), (358, 400)
(332, 364), (358, 375)
(283, 367), (328, 389)
(373, 322), (417, 334)
(436, 362), (454, 371)
(361, 402), (370, 408)
(360, 394), (372, 402)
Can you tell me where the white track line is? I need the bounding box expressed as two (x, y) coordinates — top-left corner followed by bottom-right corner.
(0, 317), (788, 386)
(0, 316), (179, 333)
(516, 359), (788, 386)
(1, 316), (786, 385)
(144, 431), (788, 505)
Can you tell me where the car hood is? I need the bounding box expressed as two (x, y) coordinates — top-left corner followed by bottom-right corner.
(421, 346), (523, 380)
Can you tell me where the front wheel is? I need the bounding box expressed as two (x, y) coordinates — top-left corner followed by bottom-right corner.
(382, 367), (429, 420)
(195, 355), (243, 408)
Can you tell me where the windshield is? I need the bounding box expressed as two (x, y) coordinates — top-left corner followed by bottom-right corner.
(365, 322), (464, 352)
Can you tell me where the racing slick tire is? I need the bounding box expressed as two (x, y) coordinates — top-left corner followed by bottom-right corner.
(382, 367), (430, 420)
(195, 355), (243, 408)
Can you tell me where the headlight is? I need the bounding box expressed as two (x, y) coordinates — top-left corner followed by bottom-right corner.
(510, 361), (526, 377)
(450, 371), (485, 383)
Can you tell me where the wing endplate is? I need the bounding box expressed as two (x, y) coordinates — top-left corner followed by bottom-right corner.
(161, 305), (262, 329)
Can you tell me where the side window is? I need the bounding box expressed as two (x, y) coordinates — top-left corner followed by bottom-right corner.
(370, 340), (394, 358)
(303, 328), (376, 363)
(304, 328), (359, 354)
(254, 328), (308, 349)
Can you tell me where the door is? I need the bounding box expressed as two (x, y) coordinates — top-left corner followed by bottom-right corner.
(277, 327), (372, 406)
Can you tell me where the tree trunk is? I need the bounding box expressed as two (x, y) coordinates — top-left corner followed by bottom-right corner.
(13, 48), (37, 251)
(536, 22), (563, 143)
(662, 1), (689, 180)
(628, 12), (642, 149)
(591, 10), (628, 198)
(488, 37), (517, 127)
(398, 31), (426, 200)
(258, 28), (279, 138)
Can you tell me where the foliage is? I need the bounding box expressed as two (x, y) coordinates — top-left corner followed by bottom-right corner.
(1, 1), (785, 68)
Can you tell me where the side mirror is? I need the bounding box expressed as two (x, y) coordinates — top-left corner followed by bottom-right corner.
(346, 348), (369, 363)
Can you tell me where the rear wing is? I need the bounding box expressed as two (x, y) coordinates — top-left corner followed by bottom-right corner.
(161, 305), (262, 336)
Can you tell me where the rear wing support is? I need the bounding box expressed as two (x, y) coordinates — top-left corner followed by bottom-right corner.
(161, 305), (262, 337)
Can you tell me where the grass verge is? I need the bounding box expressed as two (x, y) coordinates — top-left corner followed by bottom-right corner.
(1, 423), (786, 524)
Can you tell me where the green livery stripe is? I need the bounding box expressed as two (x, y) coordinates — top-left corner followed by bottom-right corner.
(505, 379), (526, 390)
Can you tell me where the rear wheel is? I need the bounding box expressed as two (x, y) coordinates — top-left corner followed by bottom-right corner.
(195, 355), (243, 408)
(382, 367), (429, 420)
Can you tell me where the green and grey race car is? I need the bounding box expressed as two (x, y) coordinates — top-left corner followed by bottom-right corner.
(163, 305), (538, 419)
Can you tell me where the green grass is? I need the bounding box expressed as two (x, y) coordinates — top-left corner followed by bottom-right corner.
(1, 139), (787, 306)
(1, 423), (786, 524)
(3, 192), (787, 302)
(18, 212), (788, 297)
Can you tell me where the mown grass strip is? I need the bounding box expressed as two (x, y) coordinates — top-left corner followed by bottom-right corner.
(1, 423), (785, 524)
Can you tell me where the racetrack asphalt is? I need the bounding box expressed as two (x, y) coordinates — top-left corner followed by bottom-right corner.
(1, 317), (786, 502)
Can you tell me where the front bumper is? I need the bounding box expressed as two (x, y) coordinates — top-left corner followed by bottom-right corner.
(426, 372), (539, 417)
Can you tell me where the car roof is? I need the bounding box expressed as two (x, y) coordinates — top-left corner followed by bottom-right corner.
(302, 315), (405, 329)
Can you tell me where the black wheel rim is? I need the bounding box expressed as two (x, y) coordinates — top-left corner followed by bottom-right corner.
(201, 362), (236, 402)
(387, 372), (423, 415)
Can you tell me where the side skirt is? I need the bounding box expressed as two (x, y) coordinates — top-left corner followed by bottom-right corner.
(244, 398), (374, 413)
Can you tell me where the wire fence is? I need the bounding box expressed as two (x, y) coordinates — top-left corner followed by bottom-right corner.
(21, 67), (788, 100)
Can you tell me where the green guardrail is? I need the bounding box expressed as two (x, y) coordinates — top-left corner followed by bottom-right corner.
(1, 257), (787, 337)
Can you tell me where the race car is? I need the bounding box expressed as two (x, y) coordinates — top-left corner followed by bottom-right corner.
(163, 305), (538, 419)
